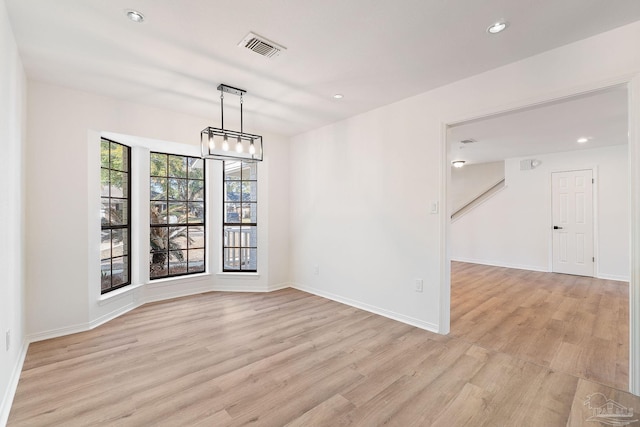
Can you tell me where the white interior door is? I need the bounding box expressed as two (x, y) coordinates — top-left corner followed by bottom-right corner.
(551, 169), (594, 276)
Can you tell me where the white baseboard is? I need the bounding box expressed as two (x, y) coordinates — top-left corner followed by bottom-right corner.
(210, 285), (270, 292)
(267, 282), (291, 292)
(88, 301), (139, 330)
(597, 273), (630, 282)
(210, 282), (291, 293)
(27, 283), (294, 345)
(453, 257), (631, 282)
(291, 283), (439, 334)
(144, 284), (216, 303)
(28, 301), (140, 343)
(451, 257), (549, 273)
(0, 340), (29, 427)
(27, 321), (94, 343)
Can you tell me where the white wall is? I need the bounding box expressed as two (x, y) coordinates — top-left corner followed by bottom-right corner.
(451, 146), (629, 280)
(451, 161), (504, 212)
(290, 20), (640, 333)
(0, 0), (27, 423)
(7, 7), (640, 408)
(26, 80), (290, 340)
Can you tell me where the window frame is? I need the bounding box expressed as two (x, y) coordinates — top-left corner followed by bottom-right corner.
(100, 138), (132, 294)
(222, 160), (258, 272)
(149, 151), (207, 280)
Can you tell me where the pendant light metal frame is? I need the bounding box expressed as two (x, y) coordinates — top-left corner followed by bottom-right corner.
(201, 84), (264, 162)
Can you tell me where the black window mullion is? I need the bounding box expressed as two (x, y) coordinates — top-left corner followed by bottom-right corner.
(150, 152), (205, 280)
(101, 138), (131, 294)
(223, 161), (257, 272)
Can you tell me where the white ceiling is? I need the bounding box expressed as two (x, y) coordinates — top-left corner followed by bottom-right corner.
(448, 85), (628, 164)
(6, 0), (640, 137)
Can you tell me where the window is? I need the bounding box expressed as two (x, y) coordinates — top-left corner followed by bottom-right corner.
(150, 153), (206, 279)
(101, 138), (131, 294)
(223, 161), (257, 272)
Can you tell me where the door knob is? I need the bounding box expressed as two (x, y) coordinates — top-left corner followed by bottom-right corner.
(553, 226), (563, 230)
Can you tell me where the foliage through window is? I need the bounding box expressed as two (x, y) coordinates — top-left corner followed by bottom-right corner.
(150, 152), (206, 279)
(101, 139), (131, 293)
(223, 161), (257, 272)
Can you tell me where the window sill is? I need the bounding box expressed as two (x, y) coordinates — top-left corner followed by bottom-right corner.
(98, 282), (144, 304)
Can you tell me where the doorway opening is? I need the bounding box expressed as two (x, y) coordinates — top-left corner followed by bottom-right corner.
(445, 84), (631, 391)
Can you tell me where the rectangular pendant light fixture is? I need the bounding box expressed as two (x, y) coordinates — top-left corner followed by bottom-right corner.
(201, 84), (264, 162)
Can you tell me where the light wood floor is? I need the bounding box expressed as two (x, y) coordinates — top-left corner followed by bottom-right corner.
(8, 265), (637, 426)
(451, 261), (629, 391)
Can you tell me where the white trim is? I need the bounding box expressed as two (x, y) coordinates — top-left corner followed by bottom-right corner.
(145, 272), (212, 288)
(89, 302), (139, 330)
(27, 322), (95, 343)
(593, 166), (600, 280)
(267, 282), (291, 292)
(146, 282), (288, 297)
(450, 257), (549, 273)
(207, 282), (290, 292)
(628, 75), (640, 395)
(209, 285), (269, 292)
(451, 258), (630, 282)
(143, 285), (217, 304)
(439, 122), (451, 335)
(292, 283), (439, 333)
(98, 282), (145, 303)
(0, 340), (28, 427)
(597, 273), (630, 282)
(26, 283), (292, 345)
(215, 272), (261, 280)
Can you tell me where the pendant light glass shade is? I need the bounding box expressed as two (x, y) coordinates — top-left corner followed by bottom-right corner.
(207, 130), (215, 150)
(201, 128), (263, 161)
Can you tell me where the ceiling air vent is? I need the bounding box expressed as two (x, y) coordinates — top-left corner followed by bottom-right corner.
(460, 139), (476, 144)
(238, 32), (286, 58)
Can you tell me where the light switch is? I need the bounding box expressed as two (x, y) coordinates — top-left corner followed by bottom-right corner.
(430, 201), (439, 214)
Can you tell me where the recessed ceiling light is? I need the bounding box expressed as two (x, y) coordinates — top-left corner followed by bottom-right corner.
(577, 137), (589, 143)
(126, 10), (144, 23)
(452, 160), (466, 168)
(487, 21), (508, 34)
(333, 94), (344, 99)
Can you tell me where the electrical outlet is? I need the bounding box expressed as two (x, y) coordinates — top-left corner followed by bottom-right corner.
(5, 330), (10, 351)
(314, 265), (319, 276)
(415, 279), (423, 292)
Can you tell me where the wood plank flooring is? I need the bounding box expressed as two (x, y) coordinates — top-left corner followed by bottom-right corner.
(8, 264), (636, 426)
(451, 261), (629, 390)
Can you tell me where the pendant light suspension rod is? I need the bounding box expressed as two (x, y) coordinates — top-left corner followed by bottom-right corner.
(216, 84), (246, 131)
(220, 90), (224, 130)
(240, 93), (244, 134)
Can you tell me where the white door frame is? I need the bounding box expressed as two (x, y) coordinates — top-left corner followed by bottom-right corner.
(440, 74), (640, 395)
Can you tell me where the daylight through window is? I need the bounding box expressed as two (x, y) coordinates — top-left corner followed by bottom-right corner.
(100, 138), (131, 293)
(223, 161), (257, 272)
(150, 152), (206, 279)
